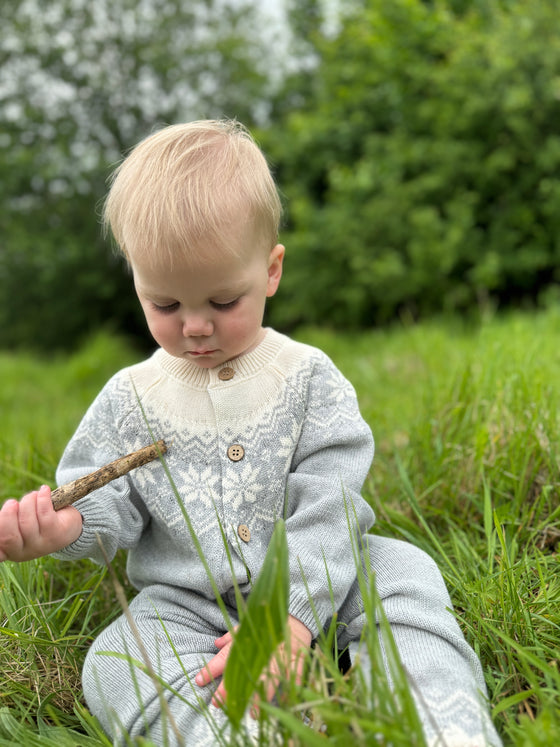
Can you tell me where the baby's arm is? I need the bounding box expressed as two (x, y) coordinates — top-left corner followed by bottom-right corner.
(0, 486), (82, 562)
(283, 354), (375, 634)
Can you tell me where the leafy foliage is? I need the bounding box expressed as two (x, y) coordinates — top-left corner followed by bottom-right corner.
(264, 0), (560, 329)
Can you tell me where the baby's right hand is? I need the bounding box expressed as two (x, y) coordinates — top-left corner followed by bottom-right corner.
(0, 485), (83, 562)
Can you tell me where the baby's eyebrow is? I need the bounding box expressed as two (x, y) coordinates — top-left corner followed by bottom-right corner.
(141, 290), (177, 303)
(210, 282), (246, 297)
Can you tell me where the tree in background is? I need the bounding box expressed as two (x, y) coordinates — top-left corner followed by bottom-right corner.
(0, 0), (280, 351)
(264, 0), (560, 330)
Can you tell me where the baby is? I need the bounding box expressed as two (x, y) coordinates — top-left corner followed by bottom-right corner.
(0, 120), (501, 746)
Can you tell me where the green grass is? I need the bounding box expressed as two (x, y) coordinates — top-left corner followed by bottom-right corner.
(1, 311), (559, 744)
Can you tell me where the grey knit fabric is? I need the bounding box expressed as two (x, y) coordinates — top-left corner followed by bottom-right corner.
(54, 329), (501, 746)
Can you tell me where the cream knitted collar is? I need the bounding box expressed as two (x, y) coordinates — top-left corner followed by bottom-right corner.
(151, 328), (288, 389)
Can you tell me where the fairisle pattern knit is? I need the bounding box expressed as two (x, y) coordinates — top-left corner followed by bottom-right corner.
(54, 329), (501, 746)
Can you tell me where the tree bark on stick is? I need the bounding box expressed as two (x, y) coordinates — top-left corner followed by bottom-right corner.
(51, 439), (168, 511)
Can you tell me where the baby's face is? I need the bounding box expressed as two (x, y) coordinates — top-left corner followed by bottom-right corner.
(131, 243), (284, 368)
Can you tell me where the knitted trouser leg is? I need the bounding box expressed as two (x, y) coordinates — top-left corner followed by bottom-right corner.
(82, 584), (256, 747)
(336, 535), (502, 747)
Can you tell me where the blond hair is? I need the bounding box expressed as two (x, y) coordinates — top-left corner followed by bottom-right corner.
(103, 120), (282, 265)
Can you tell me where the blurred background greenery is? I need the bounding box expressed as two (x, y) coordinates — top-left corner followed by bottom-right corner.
(2, 0), (560, 353)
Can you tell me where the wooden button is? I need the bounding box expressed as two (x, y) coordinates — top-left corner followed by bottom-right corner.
(238, 524), (251, 543)
(218, 366), (235, 381)
(227, 444), (245, 462)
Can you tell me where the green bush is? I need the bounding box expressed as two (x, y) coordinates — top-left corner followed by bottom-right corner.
(0, 207), (144, 352)
(264, 0), (560, 329)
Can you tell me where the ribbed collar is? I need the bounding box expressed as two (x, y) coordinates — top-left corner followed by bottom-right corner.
(153, 328), (287, 389)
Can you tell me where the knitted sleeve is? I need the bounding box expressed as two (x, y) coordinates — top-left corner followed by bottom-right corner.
(284, 353), (375, 637)
(52, 374), (150, 564)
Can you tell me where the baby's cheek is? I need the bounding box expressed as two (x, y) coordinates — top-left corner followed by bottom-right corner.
(147, 317), (174, 344)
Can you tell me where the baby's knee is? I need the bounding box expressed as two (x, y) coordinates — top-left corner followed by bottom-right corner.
(82, 622), (131, 729)
(365, 534), (436, 571)
(81, 616), (226, 744)
(363, 534), (451, 607)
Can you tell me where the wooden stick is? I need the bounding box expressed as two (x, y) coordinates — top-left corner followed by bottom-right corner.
(51, 439), (168, 511)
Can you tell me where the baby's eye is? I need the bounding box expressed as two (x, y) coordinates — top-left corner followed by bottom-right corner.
(211, 298), (240, 311)
(152, 302), (179, 314)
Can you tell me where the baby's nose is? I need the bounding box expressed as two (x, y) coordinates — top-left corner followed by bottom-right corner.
(182, 313), (213, 337)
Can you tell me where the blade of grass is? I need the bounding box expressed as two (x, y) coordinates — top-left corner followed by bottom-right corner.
(223, 519), (289, 730)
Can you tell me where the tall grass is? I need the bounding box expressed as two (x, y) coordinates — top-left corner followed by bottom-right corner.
(1, 311), (559, 744)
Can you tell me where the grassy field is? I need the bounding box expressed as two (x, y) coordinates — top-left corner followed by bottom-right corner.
(0, 310), (559, 745)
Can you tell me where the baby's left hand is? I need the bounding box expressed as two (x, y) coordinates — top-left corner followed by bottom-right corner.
(195, 614), (312, 710)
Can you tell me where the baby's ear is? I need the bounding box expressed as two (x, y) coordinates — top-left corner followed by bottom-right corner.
(266, 244), (285, 297)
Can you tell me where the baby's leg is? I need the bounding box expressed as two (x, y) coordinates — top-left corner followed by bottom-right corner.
(82, 585), (251, 746)
(337, 535), (502, 747)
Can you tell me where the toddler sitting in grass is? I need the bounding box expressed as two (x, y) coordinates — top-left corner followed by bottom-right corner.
(0, 120), (501, 746)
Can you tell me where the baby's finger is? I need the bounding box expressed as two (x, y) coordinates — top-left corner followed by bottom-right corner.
(13, 492), (41, 542)
(263, 645), (307, 704)
(214, 630), (233, 649)
(195, 642), (231, 686)
(211, 681), (227, 708)
(263, 660), (283, 704)
(35, 485), (60, 533)
(0, 500), (23, 560)
(35, 485), (53, 515)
